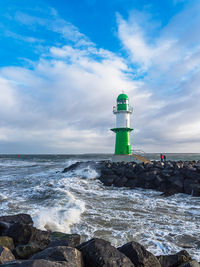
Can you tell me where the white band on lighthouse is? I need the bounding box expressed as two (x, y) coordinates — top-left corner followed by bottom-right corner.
(116, 112), (130, 128)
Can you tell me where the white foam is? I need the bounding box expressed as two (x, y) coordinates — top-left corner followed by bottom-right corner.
(33, 190), (85, 233)
(0, 193), (8, 201)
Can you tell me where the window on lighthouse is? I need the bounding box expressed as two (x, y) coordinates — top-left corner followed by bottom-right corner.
(118, 100), (128, 104)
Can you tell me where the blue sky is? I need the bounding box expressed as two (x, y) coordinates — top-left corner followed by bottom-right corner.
(0, 0), (200, 153)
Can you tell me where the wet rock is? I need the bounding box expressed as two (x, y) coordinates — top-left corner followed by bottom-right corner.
(99, 174), (118, 186)
(63, 160), (200, 196)
(0, 236), (14, 250)
(5, 222), (50, 248)
(62, 161), (98, 174)
(125, 179), (137, 188)
(184, 180), (200, 196)
(0, 221), (11, 235)
(14, 243), (42, 259)
(0, 214), (33, 225)
(161, 187), (181, 197)
(31, 246), (84, 267)
(182, 168), (200, 181)
(62, 162), (82, 173)
(48, 232), (80, 248)
(29, 227), (50, 249)
(0, 246), (15, 264)
(113, 166), (125, 176)
(180, 260), (200, 267)
(101, 167), (115, 176)
(0, 259), (71, 266)
(157, 250), (191, 267)
(114, 177), (128, 187)
(118, 241), (161, 267)
(77, 238), (134, 267)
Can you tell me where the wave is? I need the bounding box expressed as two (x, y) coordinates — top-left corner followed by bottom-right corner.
(33, 190), (85, 233)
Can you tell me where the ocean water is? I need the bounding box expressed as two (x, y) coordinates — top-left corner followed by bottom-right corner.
(0, 154), (199, 261)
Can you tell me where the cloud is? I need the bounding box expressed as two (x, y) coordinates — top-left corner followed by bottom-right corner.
(117, 2), (200, 152)
(1, 1), (200, 153)
(0, 27), (144, 153)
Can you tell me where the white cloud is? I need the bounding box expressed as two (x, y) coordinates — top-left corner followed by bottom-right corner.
(1, 2), (200, 153)
(117, 2), (200, 152)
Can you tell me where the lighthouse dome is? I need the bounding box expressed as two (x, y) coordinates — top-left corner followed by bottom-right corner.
(117, 93), (129, 101)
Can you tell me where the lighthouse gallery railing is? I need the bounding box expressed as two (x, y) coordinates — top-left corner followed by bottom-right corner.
(113, 106), (133, 114)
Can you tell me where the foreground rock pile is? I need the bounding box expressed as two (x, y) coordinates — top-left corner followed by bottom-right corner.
(63, 160), (200, 196)
(0, 214), (199, 266)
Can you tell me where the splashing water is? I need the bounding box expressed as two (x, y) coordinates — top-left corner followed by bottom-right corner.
(0, 154), (199, 261)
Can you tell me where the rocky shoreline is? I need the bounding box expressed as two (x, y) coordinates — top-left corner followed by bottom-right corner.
(63, 160), (200, 197)
(0, 213), (199, 266)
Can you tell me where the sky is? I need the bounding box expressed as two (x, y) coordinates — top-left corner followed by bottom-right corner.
(0, 0), (200, 153)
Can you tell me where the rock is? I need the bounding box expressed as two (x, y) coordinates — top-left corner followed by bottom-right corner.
(113, 166), (125, 176)
(157, 250), (191, 267)
(101, 168), (114, 176)
(182, 168), (200, 181)
(0, 246), (15, 264)
(124, 167), (136, 179)
(0, 259), (71, 266)
(184, 180), (200, 196)
(118, 241), (161, 267)
(99, 175), (118, 186)
(62, 162), (82, 173)
(180, 260), (200, 267)
(125, 179), (137, 188)
(5, 222), (50, 248)
(114, 177), (128, 187)
(77, 238), (134, 267)
(14, 243), (42, 259)
(0, 236), (14, 250)
(161, 187), (181, 197)
(0, 214), (33, 225)
(63, 161), (98, 174)
(48, 232), (80, 248)
(29, 227), (50, 249)
(0, 221), (11, 235)
(31, 246), (84, 267)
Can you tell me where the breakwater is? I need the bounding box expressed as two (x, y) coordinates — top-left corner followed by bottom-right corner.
(0, 213), (199, 266)
(63, 160), (200, 196)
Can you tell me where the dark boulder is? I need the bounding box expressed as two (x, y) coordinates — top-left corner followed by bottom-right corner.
(47, 232), (80, 248)
(124, 168), (136, 179)
(0, 259), (71, 266)
(118, 241), (161, 267)
(114, 177), (128, 187)
(0, 221), (11, 235)
(125, 179), (137, 188)
(0, 236), (14, 250)
(113, 166), (125, 176)
(0, 246), (15, 264)
(62, 162), (82, 173)
(184, 180), (200, 196)
(181, 168), (200, 181)
(77, 238), (135, 267)
(99, 174), (118, 186)
(5, 222), (50, 248)
(31, 246), (84, 267)
(101, 167), (115, 176)
(0, 214), (33, 225)
(180, 260), (200, 267)
(14, 243), (42, 259)
(157, 250), (191, 267)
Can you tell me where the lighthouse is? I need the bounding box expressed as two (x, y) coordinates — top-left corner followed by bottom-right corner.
(111, 93), (133, 155)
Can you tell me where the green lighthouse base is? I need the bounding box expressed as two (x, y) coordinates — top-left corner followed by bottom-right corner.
(111, 127), (133, 155)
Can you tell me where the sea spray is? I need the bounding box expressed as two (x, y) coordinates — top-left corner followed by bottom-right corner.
(33, 190), (85, 233)
(0, 154), (200, 261)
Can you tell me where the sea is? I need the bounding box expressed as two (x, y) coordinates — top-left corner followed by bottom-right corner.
(0, 153), (199, 261)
